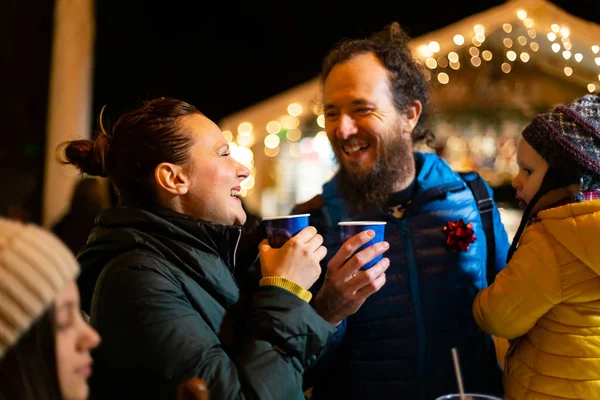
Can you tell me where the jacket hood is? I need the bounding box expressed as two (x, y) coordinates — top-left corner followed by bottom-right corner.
(538, 200), (600, 274)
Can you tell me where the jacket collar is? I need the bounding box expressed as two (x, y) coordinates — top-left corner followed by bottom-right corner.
(322, 152), (466, 223)
(95, 207), (242, 271)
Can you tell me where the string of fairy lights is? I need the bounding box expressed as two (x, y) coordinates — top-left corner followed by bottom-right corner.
(416, 9), (600, 92)
(223, 7), (600, 197)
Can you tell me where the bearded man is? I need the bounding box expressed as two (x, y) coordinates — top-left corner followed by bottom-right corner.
(294, 22), (510, 400)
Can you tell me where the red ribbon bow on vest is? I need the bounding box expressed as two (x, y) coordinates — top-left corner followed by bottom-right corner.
(442, 218), (476, 251)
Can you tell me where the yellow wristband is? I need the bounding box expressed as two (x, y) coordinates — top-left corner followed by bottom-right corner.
(259, 276), (312, 303)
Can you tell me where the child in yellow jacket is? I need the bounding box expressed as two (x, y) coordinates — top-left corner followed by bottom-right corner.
(473, 94), (600, 400)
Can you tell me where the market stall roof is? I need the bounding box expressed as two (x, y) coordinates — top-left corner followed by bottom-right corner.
(218, 0), (600, 136)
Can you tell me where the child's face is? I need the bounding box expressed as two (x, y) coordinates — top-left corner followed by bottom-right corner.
(512, 138), (549, 208)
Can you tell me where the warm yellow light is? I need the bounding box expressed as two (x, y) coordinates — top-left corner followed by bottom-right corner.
(560, 27), (570, 38)
(266, 121), (282, 134)
(562, 50), (571, 60)
(281, 115), (300, 129)
(503, 38), (513, 48)
(520, 52), (530, 62)
(547, 32), (556, 41)
(471, 56), (481, 67)
(530, 42), (539, 52)
(222, 130), (233, 142)
(474, 24), (484, 34)
(429, 41), (441, 53)
(517, 10), (527, 20)
(563, 42), (572, 51)
(523, 18), (533, 28)
(598, 74), (600, 81)
(507, 51), (517, 61)
(448, 52), (459, 63)
(551, 43), (561, 53)
(469, 47), (479, 57)
(528, 29), (537, 39)
(475, 33), (485, 43)
(313, 133), (331, 156)
(564, 67), (573, 77)
(501, 63), (511, 73)
(289, 142), (301, 158)
(316, 114), (325, 128)
(423, 69), (432, 81)
(437, 72), (449, 84)
(574, 53), (583, 62)
(437, 56), (448, 68)
(472, 37), (481, 47)
(287, 103), (303, 117)
(286, 128), (302, 142)
(551, 24), (560, 33)
(237, 122), (253, 135)
(417, 45), (433, 58)
(593, 45), (600, 54)
(312, 104), (322, 115)
(588, 83), (596, 93)
(503, 23), (512, 33)
(264, 146), (279, 157)
(482, 50), (492, 61)
(237, 134), (254, 147)
(426, 57), (438, 69)
(595, 57), (600, 66)
(453, 34), (465, 46)
(264, 134), (280, 149)
(240, 175), (255, 191)
(518, 36), (527, 46)
(449, 61), (460, 70)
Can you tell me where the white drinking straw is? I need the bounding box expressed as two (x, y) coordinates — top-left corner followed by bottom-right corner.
(451, 347), (466, 400)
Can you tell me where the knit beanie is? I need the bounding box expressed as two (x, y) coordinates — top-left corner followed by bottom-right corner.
(0, 218), (79, 359)
(522, 94), (600, 186)
(507, 95), (600, 262)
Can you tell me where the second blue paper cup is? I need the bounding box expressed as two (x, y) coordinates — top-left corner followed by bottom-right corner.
(263, 214), (310, 249)
(339, 221), (386, 270)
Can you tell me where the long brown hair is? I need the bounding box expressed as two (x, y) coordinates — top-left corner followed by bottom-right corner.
(0, 307), (62, 400)
(58, 98), (201, 208)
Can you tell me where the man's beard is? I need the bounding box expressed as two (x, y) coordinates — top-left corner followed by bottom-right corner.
(335, 134), (414, 212)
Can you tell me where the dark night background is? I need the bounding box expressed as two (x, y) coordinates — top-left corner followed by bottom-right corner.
(2, 0), (600, 223)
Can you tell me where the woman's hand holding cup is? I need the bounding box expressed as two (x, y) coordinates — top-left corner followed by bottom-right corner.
(259, 226), (327, 290)
(259, 214), (327, 290)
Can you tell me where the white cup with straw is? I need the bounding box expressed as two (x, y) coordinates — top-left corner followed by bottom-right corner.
(433, 347), (503, 400)
(452, 347), (466, 400)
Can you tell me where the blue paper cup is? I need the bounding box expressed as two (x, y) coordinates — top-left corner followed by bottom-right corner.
(263, 214), (310, 249)
(338, 221), (386, 270)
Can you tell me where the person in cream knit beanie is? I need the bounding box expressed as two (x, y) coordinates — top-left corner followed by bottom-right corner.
(0, 217), (100, 400)
(0, 217), (79, 357)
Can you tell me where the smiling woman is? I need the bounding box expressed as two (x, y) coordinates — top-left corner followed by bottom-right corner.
(56, 97), (333, 399)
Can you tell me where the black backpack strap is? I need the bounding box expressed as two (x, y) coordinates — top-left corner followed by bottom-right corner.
(459, 172), (496, 286)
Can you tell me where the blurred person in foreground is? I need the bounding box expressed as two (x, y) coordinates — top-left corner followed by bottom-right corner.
(0, 217), (100, 400)
(293, 22), (510, 399)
